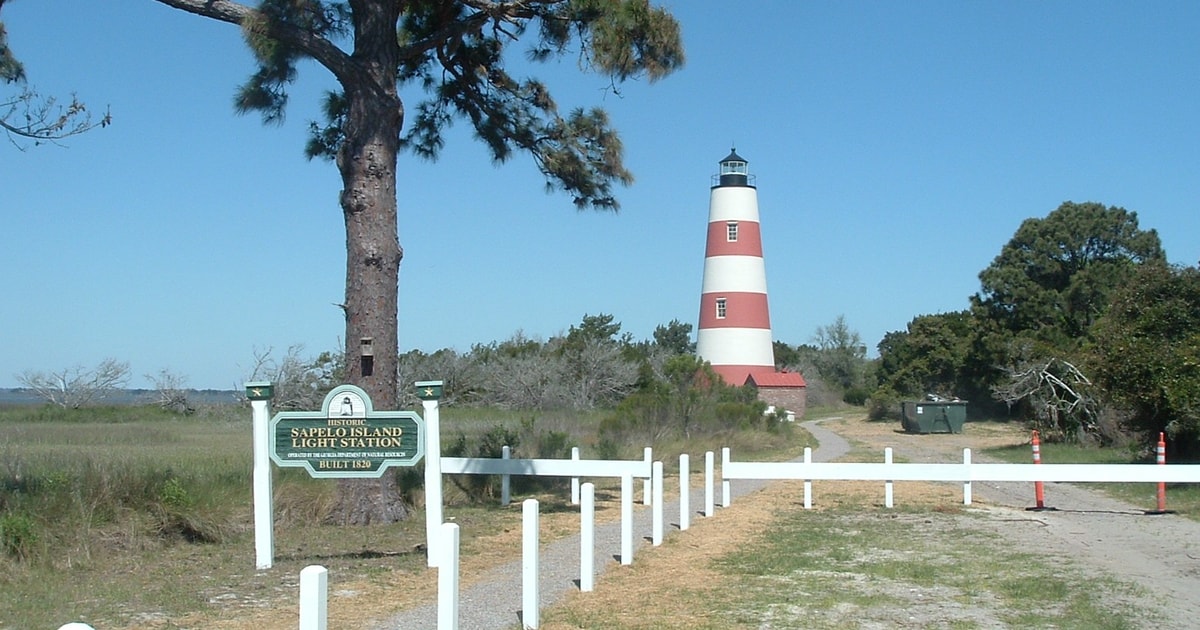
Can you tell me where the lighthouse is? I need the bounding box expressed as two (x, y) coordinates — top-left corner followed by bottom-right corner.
(696, 149), (777, 385)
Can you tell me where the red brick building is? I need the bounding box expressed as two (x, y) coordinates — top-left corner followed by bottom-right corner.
(747, 371), (808, 420)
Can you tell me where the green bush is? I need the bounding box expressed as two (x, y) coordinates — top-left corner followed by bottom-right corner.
(148, 475), (233, 543)
(867, 387), (903, 422)
(0, 512), (38, 560)
(594, 435), (622, 460)
(158, 476), (193, 509)
(514, 417), (573, 494)
(445, 424), (521, 502)
(842, 386), (871, 406)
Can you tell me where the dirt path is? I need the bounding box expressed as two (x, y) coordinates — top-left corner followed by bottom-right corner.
(829, 417), (1200, 628)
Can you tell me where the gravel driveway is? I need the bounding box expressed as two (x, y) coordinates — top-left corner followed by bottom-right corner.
(833, 418), (1200, 629)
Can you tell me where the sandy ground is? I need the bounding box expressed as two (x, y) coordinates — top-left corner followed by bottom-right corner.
(823, 416), (1200, 629)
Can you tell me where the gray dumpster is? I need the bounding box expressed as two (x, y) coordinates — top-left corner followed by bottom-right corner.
(901, 400), (967, 434)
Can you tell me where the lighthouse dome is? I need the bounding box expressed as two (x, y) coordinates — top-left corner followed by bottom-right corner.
(716, 148), (754, 188)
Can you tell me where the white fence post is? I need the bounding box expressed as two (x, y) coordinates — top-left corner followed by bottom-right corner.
(884, 447), (894, 509)
(963, 448), (972, 505)
(679, 453), (690, 531)
(571, 447), (581, 505)
(803, 447), (813, 510)
(248, 390), (273, 570)
(439, 523), (460, 630)
(643, 447), (653, 506)
(621, 474), (633, 565)
(298, 565), (328, 630)
(721, 447), (731, 508)
(652, 461), (664, 546)
(522, 499), (540, 629)
(423, 395), (443, 568)
(705, 451), (715, 517)
(501, 445), (511, 507)
(581, 482), (595, 592)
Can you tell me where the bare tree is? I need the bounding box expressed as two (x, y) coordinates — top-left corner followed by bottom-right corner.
(565, 339), (638, 409)
(242, 345), (343, 411)
(396, 348), (483, 408)
(146, 368), (194, 414)
(16, 358), (130, 408)
(993, 357), (1098, 442)
(482, 351), (571, 410)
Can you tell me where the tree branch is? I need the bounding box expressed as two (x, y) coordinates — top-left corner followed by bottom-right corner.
(1, 88), (111, 149)
(399, 0), (543, 60)
(152, 0), (357, 83)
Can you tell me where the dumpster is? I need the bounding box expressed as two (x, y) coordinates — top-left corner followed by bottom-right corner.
(901, 400), (967, 434)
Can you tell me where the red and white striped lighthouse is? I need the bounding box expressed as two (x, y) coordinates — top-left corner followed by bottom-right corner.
(696, 149), (776, 385)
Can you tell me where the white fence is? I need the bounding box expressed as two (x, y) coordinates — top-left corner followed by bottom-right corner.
(62, 443), (1200, 630)
(721, 446), (1200, 508)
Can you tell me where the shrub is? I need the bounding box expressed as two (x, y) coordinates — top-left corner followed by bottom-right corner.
(867, 387), (903, 422)
(151, 476), (229, 543)
(842, 386), (871, 406)
(0, 512), (38, 560)
(158, 477), (193, 509)
(445, 424), (521, 502)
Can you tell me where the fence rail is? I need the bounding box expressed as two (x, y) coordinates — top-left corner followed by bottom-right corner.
(723, 460), (1200, 483)
(441, 456), (651, 479)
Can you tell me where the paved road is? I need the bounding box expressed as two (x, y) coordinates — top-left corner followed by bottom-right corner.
(378, 420), (851, 630)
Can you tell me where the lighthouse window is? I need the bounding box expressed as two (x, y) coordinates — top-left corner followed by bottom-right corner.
(726, 222), (739, 242)
(715, 298), (727, 319)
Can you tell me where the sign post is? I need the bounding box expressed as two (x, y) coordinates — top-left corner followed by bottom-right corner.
(245, 381), (274, 570)
(416, 380), (444, 567)
(251, 383), (427, 570)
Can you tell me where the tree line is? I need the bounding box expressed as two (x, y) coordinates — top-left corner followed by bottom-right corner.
(869, 201), (1200, 456)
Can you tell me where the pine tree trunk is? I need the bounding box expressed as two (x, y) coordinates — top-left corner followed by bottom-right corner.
(328, 2), (408, 524)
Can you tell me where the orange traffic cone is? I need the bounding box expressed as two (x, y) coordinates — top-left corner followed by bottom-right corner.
(1145, 432), (1175, 515)
(1026, 430), (1056, 512)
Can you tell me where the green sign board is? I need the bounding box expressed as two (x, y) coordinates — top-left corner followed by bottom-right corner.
(269, 385), (425, 478)
(244, 381), (274, 401)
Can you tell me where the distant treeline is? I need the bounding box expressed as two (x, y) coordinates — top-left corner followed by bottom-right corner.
(0, 388), (239, 407)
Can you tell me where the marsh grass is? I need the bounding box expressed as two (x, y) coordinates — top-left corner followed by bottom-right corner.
(3, 403), (771, 628)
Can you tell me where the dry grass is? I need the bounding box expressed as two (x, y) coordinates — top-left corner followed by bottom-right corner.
(148, 483), (635, 630)
(539, 478), (961, 629)
(538, 416), (1034, 629)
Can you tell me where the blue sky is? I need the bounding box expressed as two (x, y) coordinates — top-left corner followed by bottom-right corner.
(3, 1), (1198, 390)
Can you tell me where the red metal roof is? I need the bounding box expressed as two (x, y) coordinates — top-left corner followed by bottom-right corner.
(747, 371), (807, 388)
